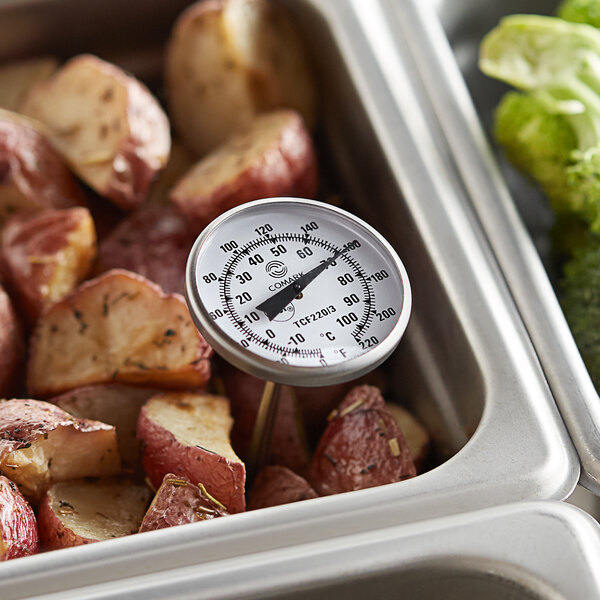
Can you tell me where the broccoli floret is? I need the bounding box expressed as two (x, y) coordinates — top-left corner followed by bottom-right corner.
(480, 15), (600, 230)
(494, 91), (577, 214)
(558, 0), (600, 28)
(562, 233), (600, 387)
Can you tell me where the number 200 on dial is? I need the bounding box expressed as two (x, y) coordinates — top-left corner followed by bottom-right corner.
(185, 198), (411, 387)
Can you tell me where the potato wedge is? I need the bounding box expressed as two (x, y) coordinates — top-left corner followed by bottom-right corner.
(0, 399), (120, 503)
(0, 285), (24, 397)
(0, 56), (58, 112)
(386, 403), (430, 472)
(0, 112), (84, 228)
(1, 207), (96, 323)
(97, 205), (196, 295)
(221, 365), (310, 476)
(0, 475), (39, 560)
(139, 473), (229, 532)
(309, 386), (416, 496)
(52, 384), (160, 469)
(138, 392), (246, 513)
(166, 0), (316, 156)
(38, 477), (151, 549)
(20, 54), (170, 210)
(170, 110), (317, 226)
(27, 269), (213, 397)
(247, 466), (317, 510)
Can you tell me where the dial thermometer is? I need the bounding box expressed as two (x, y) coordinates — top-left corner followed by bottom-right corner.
(185, 197), (411, 476)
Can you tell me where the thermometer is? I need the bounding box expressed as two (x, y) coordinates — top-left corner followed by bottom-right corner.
(186, 197), (411, 476)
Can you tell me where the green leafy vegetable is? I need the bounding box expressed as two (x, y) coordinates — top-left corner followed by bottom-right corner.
(558, 0), (600, 28)
(480, 15), (600, 230)
(494, 91), (576, 214)
(562, 233), (600, 387)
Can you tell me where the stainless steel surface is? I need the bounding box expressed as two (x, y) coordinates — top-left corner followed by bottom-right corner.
(15, 502), (600, 599)
(0, 0), (582, 596)
(568, 484), (600, 520)
(400, 0), (600, 493)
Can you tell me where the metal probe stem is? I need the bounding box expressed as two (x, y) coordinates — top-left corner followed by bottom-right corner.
(247, 380), (281, 481)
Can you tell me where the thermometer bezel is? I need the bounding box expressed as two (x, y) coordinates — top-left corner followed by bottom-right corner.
(185, 197), (411, 387)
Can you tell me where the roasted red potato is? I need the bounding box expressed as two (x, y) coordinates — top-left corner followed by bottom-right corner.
(1, 207), (96, 323)
(27, 269), (212, 397)
(0, 111), (84, 228)
(386, 403), (430, 472)
(38, 477), (151, 549)
(170, 110), (317, 226)
(0, 285), (24, 397)
(247, 466), (317, 510)
(52, 384), (160, 469)
(166, 0), (316, 156)
(138, 392), (246, 513)
(97, 205), (196, 295)
(139, 473), (229, 532)
(0, 399), (120, 503)
(0, 475), (39, 560)
(309, 386), (416, 496)
(20, 54), (171, 210)
(0, 57), (58, 112)
(295, 369), (388, 444)
(221, 365), (310, 476)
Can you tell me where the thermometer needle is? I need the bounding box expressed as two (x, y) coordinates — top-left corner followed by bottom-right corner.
(256, 246), (348, 321)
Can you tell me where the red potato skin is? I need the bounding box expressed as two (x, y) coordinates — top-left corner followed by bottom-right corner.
(113, 68), (171, 210)
(97, 205), (197, 295)
(138, 404), (246, 514)
(0, 399), (116, 452)
(309, 386), (416, 496)
(295, 369), (388, 444)
(0, 286), (24, 396)
(139, 473), (229, 532)
(386, 403), (430, 473)
(247, 466), (317, 510)
(0, 117), (84, 223)
(37, 492), (95, 549)
(170, 110), (318, 227)
(1, 207), (96, 323)
(0, 475), (39, 560)
(221, 364), (310, 476)
(106, 137), (161, 211)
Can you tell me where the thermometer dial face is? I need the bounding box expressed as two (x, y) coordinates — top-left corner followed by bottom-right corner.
(186, 198), (411, 386)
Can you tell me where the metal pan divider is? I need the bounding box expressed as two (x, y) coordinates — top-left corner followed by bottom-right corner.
(19, 501), (600, 600)
(390, 0), (600, 495)
(341, 0), (578, 494)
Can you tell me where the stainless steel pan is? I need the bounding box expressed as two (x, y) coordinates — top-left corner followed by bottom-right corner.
(17, 502), (600, 599)
(0, 0), (580, 596)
